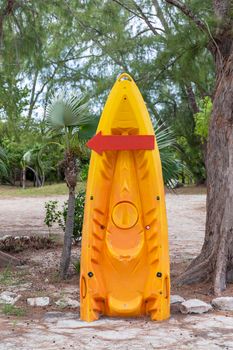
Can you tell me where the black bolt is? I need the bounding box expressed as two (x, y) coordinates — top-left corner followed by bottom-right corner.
(156, 196), (160, 200)
(88, 271), (94, 277)
(156, 272), (162, 278)
(90, 196), (94, 200)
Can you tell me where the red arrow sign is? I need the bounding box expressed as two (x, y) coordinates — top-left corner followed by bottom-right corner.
(86, 131), (155, 155)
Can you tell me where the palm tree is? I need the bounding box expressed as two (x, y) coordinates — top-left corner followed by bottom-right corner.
(21, 147), (44, 189)
(46, 92), (95, 279)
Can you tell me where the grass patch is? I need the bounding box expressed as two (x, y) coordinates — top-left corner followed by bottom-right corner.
(1, 304), (26, 317)
(0, 268), (14, 286)
(0, 182), (85, 197)
(0, 267), (27, 286)
(73, 260), (80, 274)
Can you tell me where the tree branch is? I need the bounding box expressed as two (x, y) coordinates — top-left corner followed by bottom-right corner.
(113, 0), (163, 36)
(131, 0), (162, 36)
(112, 0), (144, 20)
(27, 69), (39, 120)
(152, 0), (170, 33)
(164, 0), (208, 34)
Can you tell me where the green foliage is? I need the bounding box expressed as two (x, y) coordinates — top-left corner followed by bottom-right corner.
(0, 268), (14, 286)
(46, 93), (91, 132)
(0, 146), (9, 181)
(80, 163), (89, 182)
(0, 1), (217, 186)
(44, 190), (85, 241)
(73, 260), (80, 274)
(1, 304), (26, 317)
(44, 201), (63, 228)
(177, 135), (206, 183)
(46, 92), (96, 188)
(194, 97), (212, 142)
(154, 121), (191, 186)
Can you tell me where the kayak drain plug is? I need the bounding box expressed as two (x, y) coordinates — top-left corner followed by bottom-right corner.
(156, 272), (162, 278)
(88, 272), (94, 278)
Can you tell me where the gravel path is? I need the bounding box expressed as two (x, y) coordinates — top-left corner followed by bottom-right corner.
(1, 310), (233, 350)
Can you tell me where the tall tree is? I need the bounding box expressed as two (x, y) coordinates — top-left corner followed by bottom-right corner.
(69, 0), (210, 183)
(164, 0), (233, 294)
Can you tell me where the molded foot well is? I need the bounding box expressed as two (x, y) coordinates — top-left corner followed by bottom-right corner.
(107, 294), (142, 315)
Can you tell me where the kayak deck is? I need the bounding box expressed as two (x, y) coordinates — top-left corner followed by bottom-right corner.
(80, 73), (170, 321)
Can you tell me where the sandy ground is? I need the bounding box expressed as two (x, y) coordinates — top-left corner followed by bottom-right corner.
(0, 193), (206, 262)
(1, 192), (233, 349)
(0, 195), (65, 237)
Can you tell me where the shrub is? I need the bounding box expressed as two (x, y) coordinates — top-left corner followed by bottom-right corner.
(80, 163), (89, 181)
(44, 190), (85, 241)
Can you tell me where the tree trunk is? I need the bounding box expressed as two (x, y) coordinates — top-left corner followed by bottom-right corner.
(164, 0), (233, 295)
(60, 187), (76, 279)
(59, 151), (77, 279)
(22, 168), (26, 189)
(178, 36), (233, 295)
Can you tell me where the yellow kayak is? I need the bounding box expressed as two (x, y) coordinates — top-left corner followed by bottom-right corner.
(80, 73), (170, 321)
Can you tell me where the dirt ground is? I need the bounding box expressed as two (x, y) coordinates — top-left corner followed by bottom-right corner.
(1, 190), (233, 349)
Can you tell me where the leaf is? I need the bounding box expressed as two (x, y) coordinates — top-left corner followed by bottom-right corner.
(46, 92), (93, 131)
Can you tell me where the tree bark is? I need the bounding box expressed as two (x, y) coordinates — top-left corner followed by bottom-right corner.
(179, 53), (233, 294)
(59, 151), (77, 279)
(22, 168), (26, 189)
(185, 84), (199, 114)
(27, 70), (39, 121)
(60, 187), (76, 279)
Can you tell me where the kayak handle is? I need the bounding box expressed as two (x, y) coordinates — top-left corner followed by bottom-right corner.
(118, 73), (132, 82)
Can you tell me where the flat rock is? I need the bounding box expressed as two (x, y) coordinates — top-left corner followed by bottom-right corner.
(0, 235), (11, 241)
(170, 295), (185, 304)
(0, 291), (21, 305)
(212, 297), (233, 311)
(27, 297), (50, 307)
(16, 283), (33, 292)
(44, 311), (79, 322)
(55, 298), (80, 308)
(180, 299), (212, 314)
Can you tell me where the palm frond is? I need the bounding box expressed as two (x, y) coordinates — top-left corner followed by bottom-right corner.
(153, 120), (191, 187)
(154, 120), (176, 150)
(0, 160), (8, 177)
(78, 118), (99, 141)
(22, 150), (33, 165)
(0, 147), (10, 179)
(46, 92), (93, 131)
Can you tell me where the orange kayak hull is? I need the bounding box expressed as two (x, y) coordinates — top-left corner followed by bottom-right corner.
(80, 73), (170, 321)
